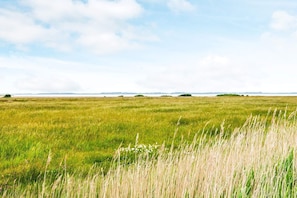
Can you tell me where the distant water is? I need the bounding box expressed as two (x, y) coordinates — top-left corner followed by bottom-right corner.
(8, 92), (297, 97)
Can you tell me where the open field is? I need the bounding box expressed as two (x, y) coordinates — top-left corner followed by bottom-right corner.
(2, 100), (297, 197)
(1, 96), (297, 194)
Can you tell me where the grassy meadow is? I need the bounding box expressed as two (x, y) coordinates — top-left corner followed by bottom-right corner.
(1, 96), (297, 196)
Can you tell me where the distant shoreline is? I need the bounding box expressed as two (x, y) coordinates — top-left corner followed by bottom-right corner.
(2, 92), (297, 98)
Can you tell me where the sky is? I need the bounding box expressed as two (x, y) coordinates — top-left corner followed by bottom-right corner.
(1, 0), (297, 93)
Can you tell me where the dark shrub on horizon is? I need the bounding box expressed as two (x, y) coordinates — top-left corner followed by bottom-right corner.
(134, 94), (145, 97)
(217, 93), (241, 97)
(178, 94), (192, 97)
(3, 94), (12, 98)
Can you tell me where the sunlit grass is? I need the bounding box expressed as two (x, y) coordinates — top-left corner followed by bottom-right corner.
(2, 109), (297, 197)
(0, 96), (297, 188)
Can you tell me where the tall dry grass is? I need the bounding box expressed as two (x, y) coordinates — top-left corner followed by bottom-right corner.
(3, 109), (297, 197)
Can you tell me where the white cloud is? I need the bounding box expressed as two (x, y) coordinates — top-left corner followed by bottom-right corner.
(0, 55), (146, 93)
(22, 0), (143, 22)
(261, 10), (297, 51)
(270, 11), (297, 31)
(260, 32), (287, 49)
(0, 9), (49, 44)
(199, 55), (230, 67)
(293, 31), (297, 39)
(0, 0), (156, 54)
(137, 54), (257, 92)
(1, 46), (297, 93)
(14, 76), (82, 93)
(167, 0), (195, 13)
(2, 4), (297, 94)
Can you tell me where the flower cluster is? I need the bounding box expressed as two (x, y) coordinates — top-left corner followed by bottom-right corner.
(119, 144), (160, 155)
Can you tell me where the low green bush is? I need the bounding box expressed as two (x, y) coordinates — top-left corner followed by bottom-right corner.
(217, 93), (241, 97)
(3, 94), (12, 98)
(178, 94), (192, 97)
(134, 94), (144, 97)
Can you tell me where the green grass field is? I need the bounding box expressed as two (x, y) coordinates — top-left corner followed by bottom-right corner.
(1, 96), (297, 193)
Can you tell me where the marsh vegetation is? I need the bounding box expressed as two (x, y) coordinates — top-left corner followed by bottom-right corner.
(1, 96), (297, 196)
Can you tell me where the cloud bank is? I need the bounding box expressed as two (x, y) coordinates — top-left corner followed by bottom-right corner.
(1, 1), (297, 93)
(167, 0), (195, 13)
(0, 0), (152, 54)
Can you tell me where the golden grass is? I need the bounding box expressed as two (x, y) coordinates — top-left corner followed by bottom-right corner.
(2, 96), (296, 185)
(3, 109), (297, 197)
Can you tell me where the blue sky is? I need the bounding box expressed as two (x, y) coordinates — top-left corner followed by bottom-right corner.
(1, 0), (297, 93)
